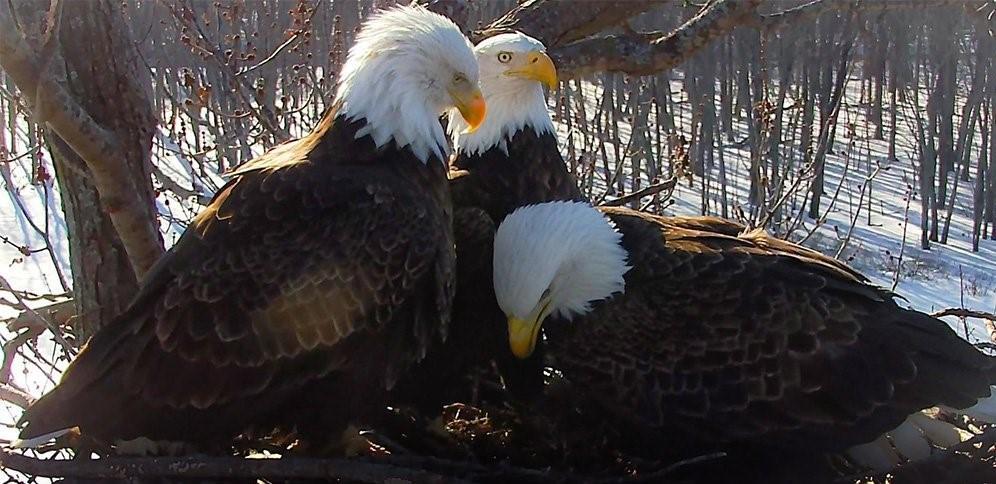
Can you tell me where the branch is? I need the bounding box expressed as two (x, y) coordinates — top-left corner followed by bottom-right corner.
(476, 0), (661, 47)
(0, 451), (472, 483)
(599, 177), (678, 207)
(932, 308), (996, 322)
(482, 0), (982, 81)
(0, 278), (75, 355)
(760, 0), (981, 31)
(236, 0), (324, 77)
(551, 0), (762, 80)
(0, 5), (163, 278)
(0, 383), (35, 409)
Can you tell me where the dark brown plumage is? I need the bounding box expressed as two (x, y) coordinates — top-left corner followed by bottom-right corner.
(454, 130), (583, 397)
(542, 206), (996, 458)
(18, 106), (455, 449)
(449, 128), (584, 221)
(392, 127), (583, 411)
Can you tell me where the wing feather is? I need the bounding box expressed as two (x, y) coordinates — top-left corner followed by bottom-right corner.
(550, 208), (995, 452)
(22, 155), (449, 434)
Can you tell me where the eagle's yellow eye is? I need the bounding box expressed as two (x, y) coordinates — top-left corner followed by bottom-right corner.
(497, 52), (512, 64)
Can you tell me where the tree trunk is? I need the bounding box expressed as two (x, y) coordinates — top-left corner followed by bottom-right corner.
(10, 0), (161, 338)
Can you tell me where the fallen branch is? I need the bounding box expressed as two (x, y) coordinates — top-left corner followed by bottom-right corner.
(932, 308), (996, 322)
(599, 178), (678, 208)
(0, 451), (472, 483)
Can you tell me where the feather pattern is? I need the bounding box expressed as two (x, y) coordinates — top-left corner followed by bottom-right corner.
(18, 106), (455, 448)
(539, 206), (995, 454)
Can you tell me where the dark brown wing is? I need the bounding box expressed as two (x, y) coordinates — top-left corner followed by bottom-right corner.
(20, 127), (453, 444)
(392, 128), (584, 411)
(393, 206), (536, 410)
(550, 208), (994, 453)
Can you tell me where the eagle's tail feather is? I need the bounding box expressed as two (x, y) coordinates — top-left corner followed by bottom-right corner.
(9, 428), (74, 449)
(16, 383), (80, 443)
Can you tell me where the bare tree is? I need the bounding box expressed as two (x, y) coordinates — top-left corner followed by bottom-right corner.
(1, 0), (161, 336)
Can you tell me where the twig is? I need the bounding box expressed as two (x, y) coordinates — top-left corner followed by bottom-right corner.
(834, 160), (885, 259)
(236, 0), (324, 77)
(759, 0), (971, 31)
(892, 181), (913, 292)
(600, 177), (678, 207)
(0, 451), (472, 483)
(0, 328), (42, 385)
(598, 452), (727, 484)
(0, 277), (75, 356)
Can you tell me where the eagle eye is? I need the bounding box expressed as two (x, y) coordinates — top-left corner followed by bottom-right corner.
(497, 52), (512, 64)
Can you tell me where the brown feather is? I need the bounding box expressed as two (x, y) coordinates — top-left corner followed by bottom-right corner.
(393, 128), (583, 410)
(18, 106), (455, 448)
(545, 207), (996, 456)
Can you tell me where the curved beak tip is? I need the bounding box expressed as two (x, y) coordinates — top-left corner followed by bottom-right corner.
(507, 317), (539, 359)
(457, 91), (486, 134)
(539, 57), (559, 90)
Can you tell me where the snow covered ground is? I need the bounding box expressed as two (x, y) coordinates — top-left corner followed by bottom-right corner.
(554, 76), (996, 343)
(1, 72), (994, 447)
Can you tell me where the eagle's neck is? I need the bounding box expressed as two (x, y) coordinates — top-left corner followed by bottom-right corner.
(451, 128), (584, 213)
(303, 108), (446, 167)
(335, 61), (449, 165)
(450, 82), (552, 157)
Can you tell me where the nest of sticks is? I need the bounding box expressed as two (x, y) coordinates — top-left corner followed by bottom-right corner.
(1, 367), (993, 484)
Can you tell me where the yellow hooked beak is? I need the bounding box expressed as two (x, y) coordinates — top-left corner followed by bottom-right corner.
(448, 79), (487, 134)
(506, 51), (558, 90)
(507, 297), (552, 359)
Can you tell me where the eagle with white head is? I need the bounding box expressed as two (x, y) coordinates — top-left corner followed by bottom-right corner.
(18, 5), (484, 452)
(392, 31), (583, 409)
(493, 201), (996, 474)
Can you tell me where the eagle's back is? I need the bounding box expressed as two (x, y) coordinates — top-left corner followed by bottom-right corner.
(546, 207), (995, 455)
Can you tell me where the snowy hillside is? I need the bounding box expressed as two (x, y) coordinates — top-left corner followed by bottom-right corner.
(553, 76), (996, 343)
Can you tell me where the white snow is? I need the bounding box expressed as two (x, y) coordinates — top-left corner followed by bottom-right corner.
(553, 75), (996, 343)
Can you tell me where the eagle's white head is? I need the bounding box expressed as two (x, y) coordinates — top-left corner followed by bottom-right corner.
(493, 201), (629, 358)
(335, 5), (485, 164)
(449, 31), (557, 156)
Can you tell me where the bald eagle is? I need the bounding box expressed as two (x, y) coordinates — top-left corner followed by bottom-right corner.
(17, 6), (485, 451)
(492, 201), (996, 472)
(447, 32), (581, 218)
(390, 33), (585, 409)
